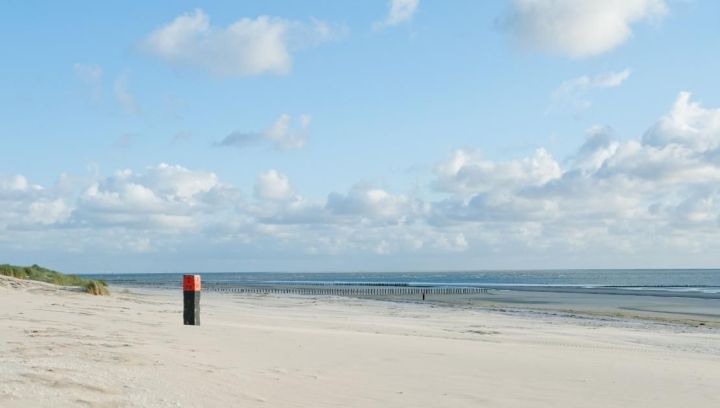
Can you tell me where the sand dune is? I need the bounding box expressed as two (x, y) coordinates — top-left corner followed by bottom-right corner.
(1, 275), (719, 407)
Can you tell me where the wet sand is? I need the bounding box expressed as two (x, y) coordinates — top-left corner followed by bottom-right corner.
(414, 287), (720, 327)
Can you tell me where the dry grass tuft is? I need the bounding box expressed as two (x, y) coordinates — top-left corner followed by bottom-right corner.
(84, 280), (110, 296)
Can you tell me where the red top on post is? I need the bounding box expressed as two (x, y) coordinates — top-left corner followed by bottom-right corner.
(183, 275), (201, 292)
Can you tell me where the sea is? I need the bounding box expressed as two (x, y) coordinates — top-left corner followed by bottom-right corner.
(85, 269), (720, 295)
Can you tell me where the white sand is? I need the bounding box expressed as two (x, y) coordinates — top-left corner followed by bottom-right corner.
(1, 275), (719, 408)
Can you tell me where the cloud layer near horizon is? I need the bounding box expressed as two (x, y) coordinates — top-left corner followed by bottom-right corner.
(3, 92), (720, 270)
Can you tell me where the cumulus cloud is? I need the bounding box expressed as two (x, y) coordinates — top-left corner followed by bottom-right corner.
(642, 91), (720, 151)
(0, 174), (37, 193)
(6, 91), (720, 269)
(431, 92), (720, 258)
(374, 0), (419, 29)
(141, 9), (342, 77)
(505, 0), (667, 57)
(0, 175), (70, 228)
(255, 170), (294, 201)
(71, 164), (231, 229)
(326, 184), (425, 222)
(550, 69), (631, 113)
(265, 114), (311, 150)
(433, 148), (562, 195)
(250, 181), (426, 227)
(29, 199), (72, 225)
(218, 114), (310, 150)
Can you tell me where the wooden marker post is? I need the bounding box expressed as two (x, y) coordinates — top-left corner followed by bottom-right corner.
(183, 275), (201, 325)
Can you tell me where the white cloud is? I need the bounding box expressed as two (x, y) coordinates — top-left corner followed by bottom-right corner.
(29, 199), (71, 225)
(433, 148), (562, 195)
(6, 92), (720, 269)
(140, 163), (220, 199)
(265, 114), (311, 150)
(250, 182), (426, 227)
(255, 170), (294, 201)
(432, 92), (720, 250)
(550, 69), (631, 112)
(431, 233), (469, 252)
(142, 9), (342, 77)
(218, 114), (310, 150)
(0, 174), (35, 193)
(326, 184), (422, 221)
(0, 175), (69, 228)
(642, 91), (720, 151)
(71, 164), (229, 229)
(505, 0), (667, 57)
(375, 0), (419, 29)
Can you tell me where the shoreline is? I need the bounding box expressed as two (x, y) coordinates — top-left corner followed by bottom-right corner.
(115, 283), (720, 329)
(2, 276), (720, 407)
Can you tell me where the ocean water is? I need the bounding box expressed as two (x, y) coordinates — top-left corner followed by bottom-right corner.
(85, 269), (720, 294)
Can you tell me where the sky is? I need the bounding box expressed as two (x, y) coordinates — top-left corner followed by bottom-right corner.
(1, 0), (720, 273)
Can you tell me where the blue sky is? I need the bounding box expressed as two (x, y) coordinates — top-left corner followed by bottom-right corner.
(2, 0), (720, 273)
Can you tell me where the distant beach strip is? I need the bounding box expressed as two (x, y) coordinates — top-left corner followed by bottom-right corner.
(85, 270), (720, 327)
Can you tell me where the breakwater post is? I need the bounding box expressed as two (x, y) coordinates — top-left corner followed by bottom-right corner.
(183, 274), (201, 325)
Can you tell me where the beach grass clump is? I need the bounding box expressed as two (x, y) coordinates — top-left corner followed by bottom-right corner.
(83, 280), (110, 295)
(0, 264), (109, 295)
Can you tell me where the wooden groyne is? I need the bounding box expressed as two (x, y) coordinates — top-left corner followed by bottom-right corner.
(204, 285), (489, 297)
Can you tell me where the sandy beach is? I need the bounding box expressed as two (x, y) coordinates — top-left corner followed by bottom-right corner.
(1, 275), (719, 408)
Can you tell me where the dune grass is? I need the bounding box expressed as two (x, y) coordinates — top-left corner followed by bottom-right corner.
(0, 264), (109, 295)
(83, 279), (110, 296)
